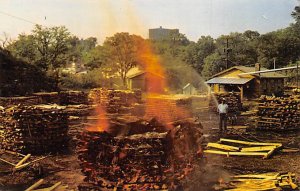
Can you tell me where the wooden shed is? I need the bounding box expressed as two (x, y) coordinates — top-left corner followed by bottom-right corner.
(206, 65), (286, 99)
(127, 67), (165, 93)
(182, 83), (197, 95)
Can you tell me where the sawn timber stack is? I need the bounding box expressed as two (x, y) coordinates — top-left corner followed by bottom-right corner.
(256, 95), (300, 130)
(0, 104), (69, 154)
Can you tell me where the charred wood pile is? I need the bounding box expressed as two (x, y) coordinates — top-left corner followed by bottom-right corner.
(88, 88), (142, 115)
(144, 96), (193, 123)
(209, 92), (242, 113)
(256, 95), (300, 130)
(0, 104), (69, 154)
(77, 119), (203, 190)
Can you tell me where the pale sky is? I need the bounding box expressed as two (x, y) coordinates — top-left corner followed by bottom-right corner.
(0, 0), (298, 44)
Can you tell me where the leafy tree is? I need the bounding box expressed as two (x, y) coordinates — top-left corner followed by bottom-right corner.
(201, 53), (223, 79)
(67, 36), (97, 63)
(102, 32), (144, 87)
(32, 25), (71, 70)
(7, 25), (72, 90)
(184, 36), (216, 73)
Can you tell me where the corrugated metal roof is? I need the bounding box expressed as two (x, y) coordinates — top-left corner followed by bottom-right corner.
(206, 77), (253, 84)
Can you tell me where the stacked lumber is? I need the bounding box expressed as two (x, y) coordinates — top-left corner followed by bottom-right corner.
(256, 95), (300, 130)
(216, 172), (298, 191)
(209, 92), (242, 113)
(204, 138), (282, 159)
(88, 88), (142, 114)
(0, 96), (40, 107)
(59, 91), (88, 105)
(32, 92), (60, 104)
(77, 120), (203, 190)
(0, 104), (69, 154)
(77, 131), (169, 190)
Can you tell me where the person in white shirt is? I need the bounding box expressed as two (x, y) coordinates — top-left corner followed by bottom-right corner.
(218, 98), (229, 131)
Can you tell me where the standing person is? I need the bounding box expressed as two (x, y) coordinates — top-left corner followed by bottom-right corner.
(218, 98), (229, 131)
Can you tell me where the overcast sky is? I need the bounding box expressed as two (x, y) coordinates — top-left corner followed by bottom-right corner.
(0, 0), (298, 44)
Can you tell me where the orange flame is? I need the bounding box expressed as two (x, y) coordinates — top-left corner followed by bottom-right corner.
(86, 105), (110, 132)
(136, 41), (191, 128)
(137, 41), (166, 94)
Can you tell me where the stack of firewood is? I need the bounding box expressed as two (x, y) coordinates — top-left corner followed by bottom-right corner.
(59, 91), (88, 105)
(209, 92), (242, 113)
(32, 92), (60, 104)
(77, 119), (203, 190)
(0, 104), (69, 153)
(0, 96), (40, 107)
(256, 96), (300, 130)
(77, 131), (169, 190)
(88, 88), (142, 114)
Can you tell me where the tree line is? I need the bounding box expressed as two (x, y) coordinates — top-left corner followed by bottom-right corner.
(1, 5), (299, 95)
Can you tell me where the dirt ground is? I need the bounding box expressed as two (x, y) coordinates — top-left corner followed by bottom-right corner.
(1, 97), (300, 191)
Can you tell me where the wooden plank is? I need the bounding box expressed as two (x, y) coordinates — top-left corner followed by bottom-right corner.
(33, 182), (62, 191)
(229, 152), (267, 157)
(241, 146), (277, 152)
(232, 173), (279, 180)
(25, 179), (44, 191)
(0, 158), (16, 166)
(207, 143), (240, 151)
(15, 154), (31, 167)
(204, 150), (268, 157)
(4, 150), (26, 157)
(14, 162), (31, 170)
(204, 150), (229, 156)
(263, 148), (276, 159)
(220, 138), (282, 147)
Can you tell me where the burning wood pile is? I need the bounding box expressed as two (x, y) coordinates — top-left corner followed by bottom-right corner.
(88, 88), (142, 114)
(209, 92), (242, 113)
(77, 119), (203, 190)
(256, 95), (300, 130)
(0, 104), (69, 154)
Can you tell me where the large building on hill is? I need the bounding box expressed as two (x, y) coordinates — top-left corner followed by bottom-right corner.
(206, 64), (286, 99)
(149, 26), (179, 40)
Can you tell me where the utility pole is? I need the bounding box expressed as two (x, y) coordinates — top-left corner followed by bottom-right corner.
(223, 37), (232, 69)
(297, 61), (299, 89)
(226, 38), (229, 69)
